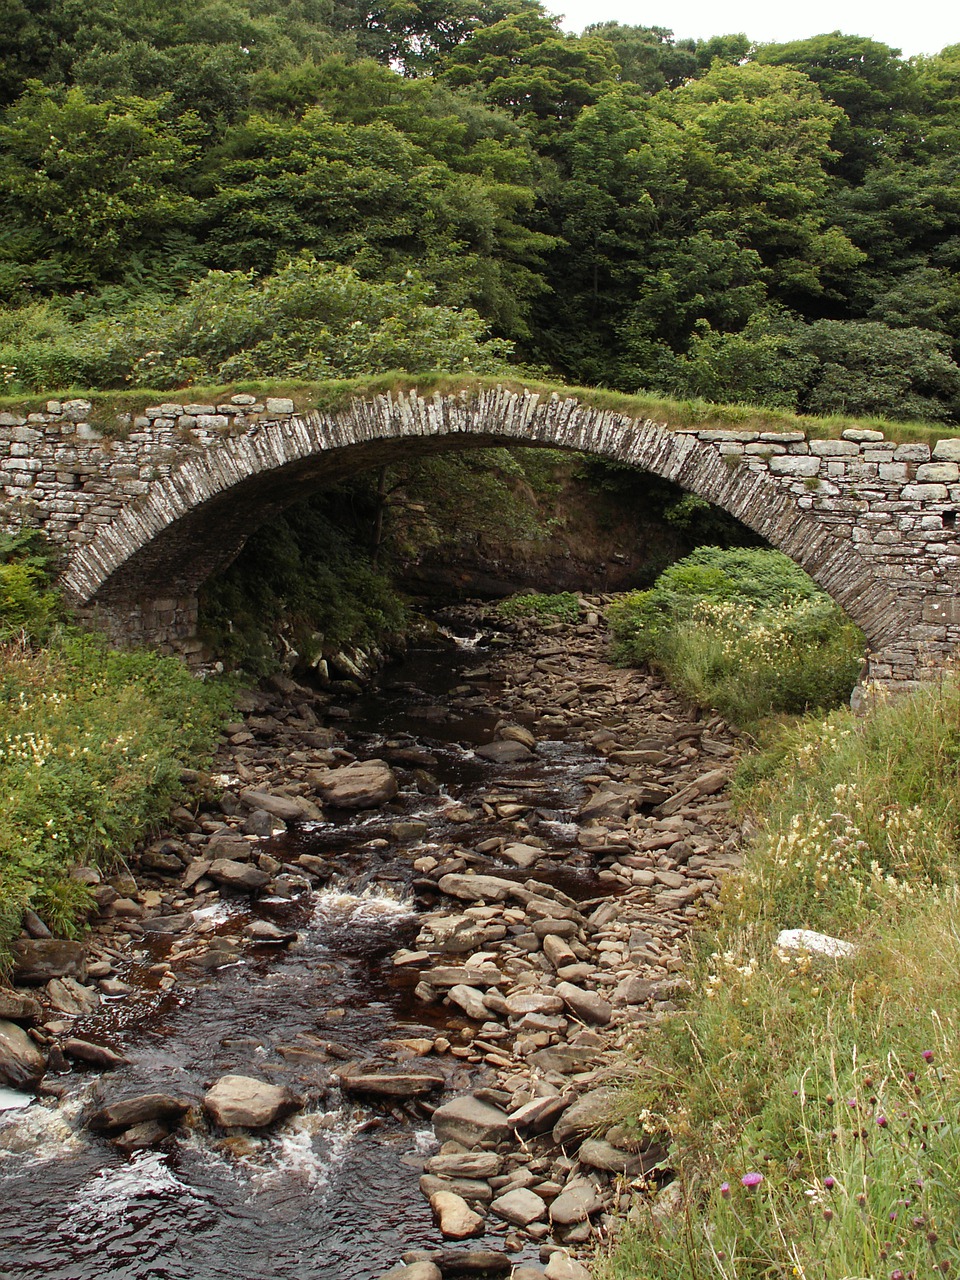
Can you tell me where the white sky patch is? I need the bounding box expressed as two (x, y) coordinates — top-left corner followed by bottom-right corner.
(554, 0), (957, 58)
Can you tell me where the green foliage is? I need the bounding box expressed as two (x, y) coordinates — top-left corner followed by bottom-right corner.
(0, 629), (234, 964)
(0, 256), (512, 391)
(0, 529), (60, 642)
(607, 548), (863, 723)
(497, 590), (580, 623)
(601, 680), (960, 1280)
(198, 491), (411, 674)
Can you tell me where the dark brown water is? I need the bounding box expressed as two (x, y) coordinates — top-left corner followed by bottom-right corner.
(0, 627), (609, 1280)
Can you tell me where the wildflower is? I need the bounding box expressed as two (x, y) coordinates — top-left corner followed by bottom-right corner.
(923, 1049), (934, 1062)
(823, 1176), (836, 1190)
(720, 1183), (731, 1199)
(823, 1208), (834, 1222)
(876, 1114), (889, 1128)
(741, 1173), (763, 1188)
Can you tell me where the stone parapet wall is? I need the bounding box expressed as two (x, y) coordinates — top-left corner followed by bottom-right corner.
(0, 386), (958, 686)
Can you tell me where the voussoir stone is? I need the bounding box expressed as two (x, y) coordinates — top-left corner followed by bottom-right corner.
(0, 1019), (45, 1088)
(204, 1074), (301, 1128)
(313, 759), (398, 808)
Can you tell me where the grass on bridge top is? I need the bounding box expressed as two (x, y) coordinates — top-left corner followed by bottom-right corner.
(1, 371), (959, 447)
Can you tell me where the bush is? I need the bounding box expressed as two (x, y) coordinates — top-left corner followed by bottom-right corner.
(606, 547), (863, 723)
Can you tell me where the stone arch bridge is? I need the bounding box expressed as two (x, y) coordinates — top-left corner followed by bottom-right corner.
(2, 384), (959, 691)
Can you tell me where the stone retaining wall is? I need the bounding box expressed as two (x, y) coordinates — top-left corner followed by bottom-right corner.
(1, 386), (958, 688)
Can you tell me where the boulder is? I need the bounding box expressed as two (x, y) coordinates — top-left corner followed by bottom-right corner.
(239, 788), (322, 822)
(549, 1179), (603, 1225)
(429, 1190), (484, 1239)
(378, 1265), (442, 1280)
(425, 1152), (502, 1179)
(500, 843), (542, 869)
(337, 1071), (445, 1099)
(62, 1038), (128, 1069)
(578, 1138), (649, 1176)
(554, 982), (612, 1026)
(10, 939), (85, 986)
(489, 1186), (546, 1227)
(553, 1088), (620, 1145)
(0, 989), (41, 1023)
(206, 859), (269, 893)
(87, 1092), (192, 1133)
(445, 985), (490, 1021)
(475, 740), (533, 764)
(204, 1075), (301, 1128)
(432, 1095), (512, 1147)
(0, 1019), (45, 1088)
(544, 1254), (592, 1280)
(313, 760), (398, 809)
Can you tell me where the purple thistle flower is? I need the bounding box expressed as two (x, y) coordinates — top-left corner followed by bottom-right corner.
(923, 1049), (934, 1062)
(823, 1176), (836, 1190)
(876, 1114), (889, 1128)
(720, 1182), (731, 1199)
(741, 1172), (763, 1188)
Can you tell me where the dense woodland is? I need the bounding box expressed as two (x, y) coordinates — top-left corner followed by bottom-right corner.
(1, 0), (959, 421)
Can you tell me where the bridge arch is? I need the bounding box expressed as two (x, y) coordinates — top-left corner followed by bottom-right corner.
(4, 385), (956, 689)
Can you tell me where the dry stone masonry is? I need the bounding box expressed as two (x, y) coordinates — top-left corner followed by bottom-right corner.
(1, 384), (958, 691)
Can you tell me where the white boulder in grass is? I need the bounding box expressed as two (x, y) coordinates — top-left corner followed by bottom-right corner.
(776, 929), (855, 959)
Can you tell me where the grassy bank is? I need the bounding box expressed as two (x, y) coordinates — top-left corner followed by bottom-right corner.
(0, 538), (235, 967)
(600, 680), (960, 1279)
(607, 547), (864, 727)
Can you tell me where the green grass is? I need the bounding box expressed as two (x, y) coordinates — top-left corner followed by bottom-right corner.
(606, 548), (864, 727)
(2, 373), (959, 446)
(599, 678), (960, 1280)
(496, 590), (582, 625)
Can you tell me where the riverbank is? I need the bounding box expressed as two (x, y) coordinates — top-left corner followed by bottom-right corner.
(0, 600), (745, 1279)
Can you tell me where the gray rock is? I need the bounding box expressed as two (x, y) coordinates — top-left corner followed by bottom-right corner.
(475, 739), (533, 764)
(554, 982), (612, 1026)
(500, 843), (542, 869)
(544, 1254), (592, 1280)
(0, 989), (41, 1022)
(578, 1138), (648, 1176)
(337, 1070), (445, 1098)
(549, 1179), (603, 1225)
(204, 1075), (301, 1128)
(446, 985), (490, 1020)
(489, 1186), (546, 1226)
(239, 787), (323, 822)
(313, 760), (398, 808)
(419, 1174), (493, 1203)
(10, 939), (85, 985)
(432, 1095), (512, 1147)
(88, 1092), (192, 1132)
(0, 1019), (45, 1088)
(206, 859), (269, 893)
(45, 977), (100, 1016)
(378, 1264), (442, 1280)
(142, 913), (195, 934)
(553, 1088), (620, 1145)
(425, 1152), (502, 1179)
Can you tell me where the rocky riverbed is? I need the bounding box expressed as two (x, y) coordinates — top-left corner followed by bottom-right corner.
(0, 600), (743, 1280)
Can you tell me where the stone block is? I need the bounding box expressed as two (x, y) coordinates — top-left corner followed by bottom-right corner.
(916, 462), (960, 483)
(769, 455), (820, 477)
(932, 439), (960, 462)
(842, 428), (885, 442)
(893, 443), (931, 462)
(265, 397), (295, 415)
(759, 431), (805, 443)
(809, 439), (859, 456)
(902, 483), (949, 501)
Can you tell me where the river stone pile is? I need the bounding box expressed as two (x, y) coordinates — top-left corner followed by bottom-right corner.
(0, 597), (745, 1279)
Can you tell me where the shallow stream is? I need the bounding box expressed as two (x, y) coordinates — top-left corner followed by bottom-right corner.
(0, 626), (613, 1279)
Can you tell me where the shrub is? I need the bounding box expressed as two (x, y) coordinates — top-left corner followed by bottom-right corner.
(606, 547), (863, 723)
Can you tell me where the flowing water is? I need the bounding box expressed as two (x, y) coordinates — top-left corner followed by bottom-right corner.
(0, 625), (611, 1280)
